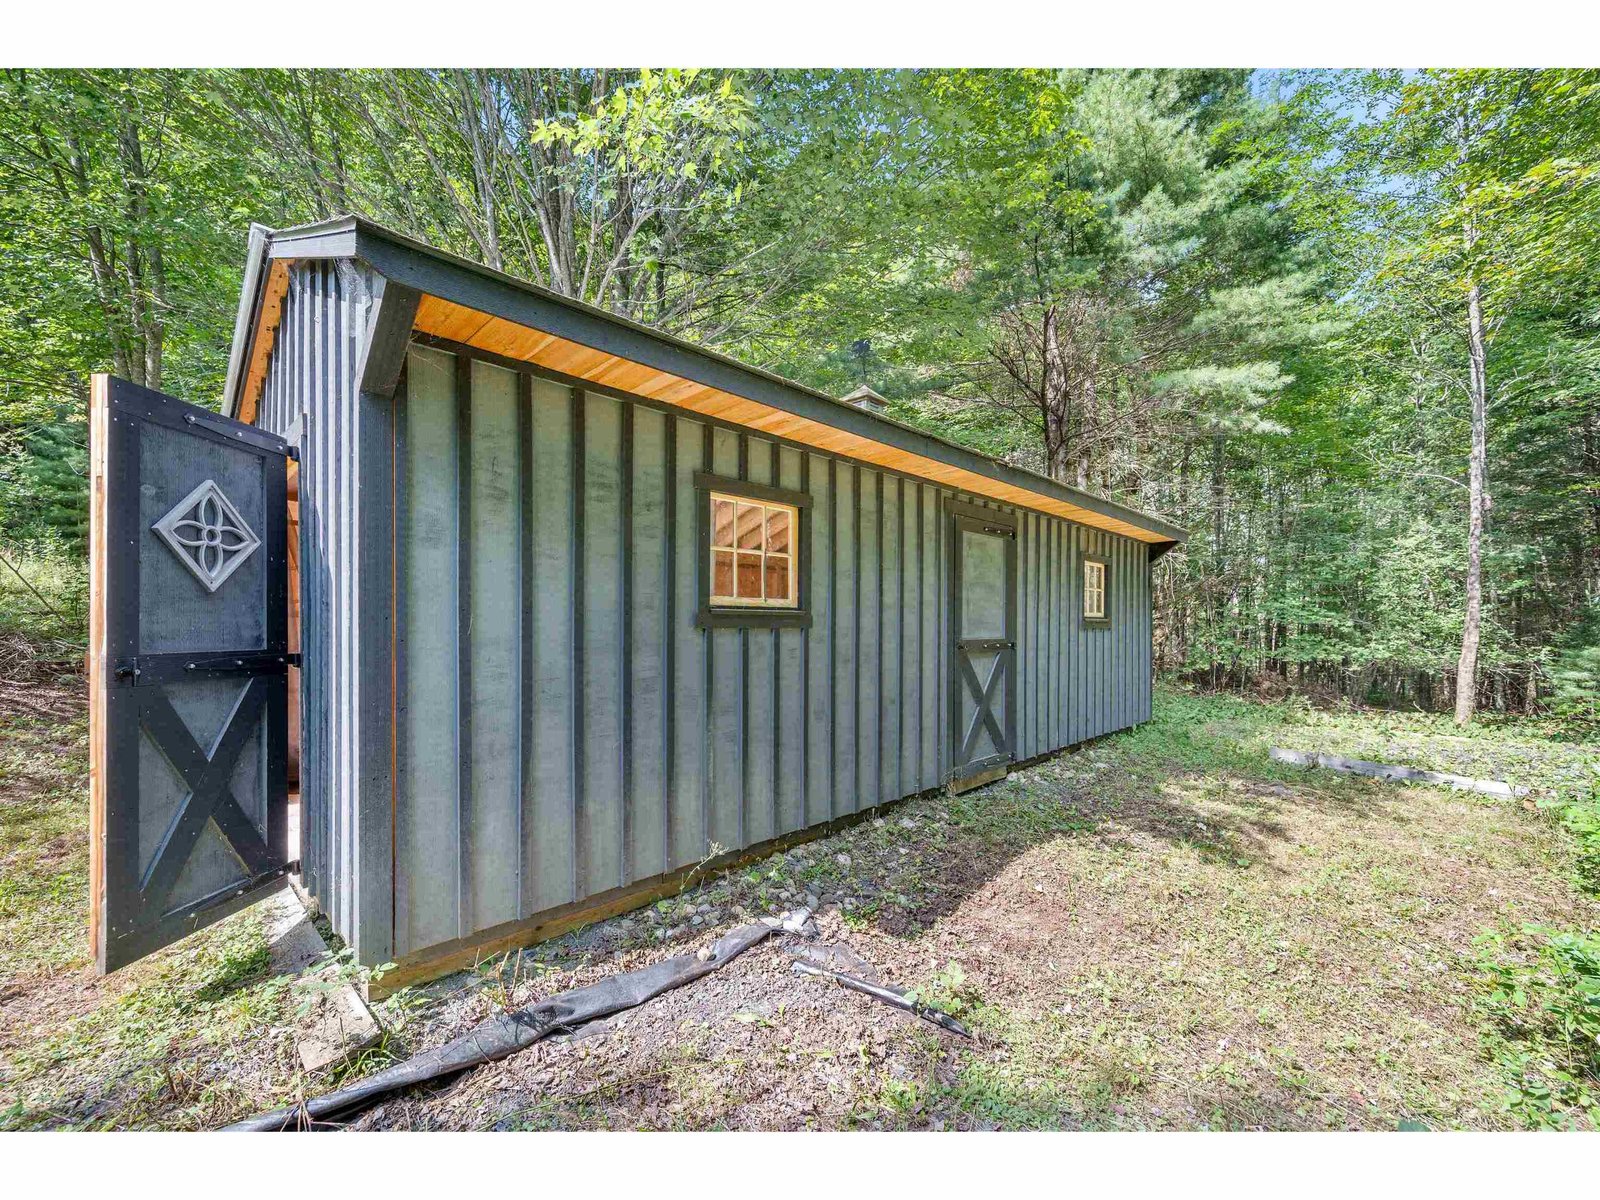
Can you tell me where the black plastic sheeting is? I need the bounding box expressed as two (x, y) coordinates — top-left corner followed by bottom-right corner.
(226, 915), (800, 1131)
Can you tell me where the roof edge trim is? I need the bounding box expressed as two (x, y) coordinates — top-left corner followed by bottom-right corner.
(347, 219), (1187, 544)
(221, 223), (272, 420)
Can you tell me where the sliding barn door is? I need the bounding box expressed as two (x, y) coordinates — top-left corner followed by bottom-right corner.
(89, 375), (294, 973)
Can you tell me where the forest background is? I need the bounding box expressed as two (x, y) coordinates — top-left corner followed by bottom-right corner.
(2, 67), (1596, 726)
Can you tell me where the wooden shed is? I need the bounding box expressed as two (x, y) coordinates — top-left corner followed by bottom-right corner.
(87, 216), (1185, 990)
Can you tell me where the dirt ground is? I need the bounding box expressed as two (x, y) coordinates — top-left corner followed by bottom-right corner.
(4, 679), (1595, 1130)
(354, 697), (1595, 1131)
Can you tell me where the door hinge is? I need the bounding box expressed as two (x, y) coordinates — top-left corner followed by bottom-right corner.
(983, 525), (1016, 538)
(285, 444), (300, 463)
(286, 653), (302, 668)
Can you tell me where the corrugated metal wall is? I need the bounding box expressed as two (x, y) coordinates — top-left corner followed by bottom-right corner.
(258, 260), (390, 962)
(389, 342), (1153, 959)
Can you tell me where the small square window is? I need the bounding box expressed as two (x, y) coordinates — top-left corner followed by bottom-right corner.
(709, 491), (800, 609)
(697, 473), (811, 629)
(1083, 559), (1107, 621)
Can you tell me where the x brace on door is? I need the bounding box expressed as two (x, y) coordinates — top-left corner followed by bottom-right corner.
(133, 678), (278, 919)
(958, 652), (1008, 766)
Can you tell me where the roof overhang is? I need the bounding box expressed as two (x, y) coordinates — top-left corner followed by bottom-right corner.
(225, 216), (1188, 550)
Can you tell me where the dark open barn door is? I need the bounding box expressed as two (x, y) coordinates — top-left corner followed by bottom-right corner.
(89, 375), (294, 973)
(949, 505), (1017, 791)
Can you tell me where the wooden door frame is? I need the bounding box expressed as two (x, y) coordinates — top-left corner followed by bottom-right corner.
(287, 457), (301, 784)
(946, 498), (1017, 791)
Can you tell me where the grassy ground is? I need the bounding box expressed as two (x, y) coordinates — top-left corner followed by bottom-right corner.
(3, 677), (1595, 1130)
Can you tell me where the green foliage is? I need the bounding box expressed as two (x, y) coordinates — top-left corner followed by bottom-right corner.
(0, 538), (89, 649)
(0, 66), (1595, 720)
(1474, 925), (1600, 1129)
(1546, 766), (1600, 896)
(1473, 764), (1600, 1129)
(1549, 604), (1600, 729)
(2, 419), (88, 549)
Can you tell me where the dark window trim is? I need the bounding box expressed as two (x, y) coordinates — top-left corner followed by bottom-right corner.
(1081, 555), (1111, 627)
(694, 470), (812, 630)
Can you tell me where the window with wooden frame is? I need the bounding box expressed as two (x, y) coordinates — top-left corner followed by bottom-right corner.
(711, 492), (796, 606)
(696, 471), (811, 628)
(1083, 558), (1108, 621)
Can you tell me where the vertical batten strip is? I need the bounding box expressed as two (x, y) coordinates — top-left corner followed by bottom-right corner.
(936, 489), (945, 782)
(915, 483), (925, 788)
(662, 416), (676, 875)
(517, 372), (534, 916)
(699, 421), (713, 857)
(1039, 514), (1048, 756)
(1067, 524), (1077, 745)
(1018, 510), (1027, 758)
(895, 476), (906, 801)
(736, 433), (749, 847)
(827, 458), (838, 820)
(393, 360), (409, 950)
(334, 268), (347, 935)
(1056, 521), (1068, 748)
(1048, 515), (1058, 748)
(1017, 511), (1028, 760)
(1117, 536), (1127, 730)
(1087, 528), (1096, 737)
(569, 388), (585, 902)
(454, 353), (472, 938)
(1078, 527), (1088, 742)
(770, 441), (781, 837)
(877, 472), (887, 808)
(852, 467), (862, 811)
(1037, 516), (1046, 753)
(799, 453), (812, 824)
(340, 267), (356, 940)
(619, 403), (633, 888)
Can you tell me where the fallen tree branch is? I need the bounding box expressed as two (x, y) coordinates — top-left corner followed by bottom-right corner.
(1268, 748), (1528, 799)
(225, 909), (812, 1131)
(790, 960), (972, 1038)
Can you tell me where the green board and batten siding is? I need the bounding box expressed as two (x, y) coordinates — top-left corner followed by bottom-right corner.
(255, 254), (1158, 969)
(384, 341), (1151, 961)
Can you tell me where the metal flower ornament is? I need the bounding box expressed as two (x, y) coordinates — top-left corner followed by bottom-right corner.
(152, 479), (262, 593)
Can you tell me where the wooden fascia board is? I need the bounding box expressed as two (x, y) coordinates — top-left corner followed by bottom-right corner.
(235, 259), (290, 427)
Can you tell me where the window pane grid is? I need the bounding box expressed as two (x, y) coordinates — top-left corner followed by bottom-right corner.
(1084, 560), (1106, 619)
(710, 492), (798, 608)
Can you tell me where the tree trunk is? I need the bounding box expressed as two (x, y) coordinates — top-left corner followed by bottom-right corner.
(1040, 304), (1070, 481)
(1454, 277), (1489, 725)
(1210, 432), (1226, 690)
